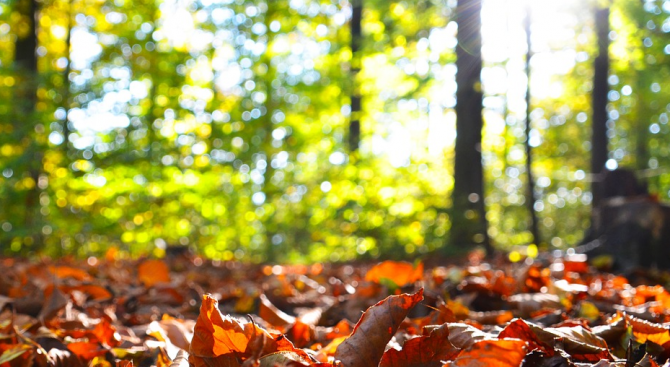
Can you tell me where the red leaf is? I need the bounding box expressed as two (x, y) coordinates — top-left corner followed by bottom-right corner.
(66, 341), (107, 360)
(379, 324), (459, 367)
(334, 288), (423, 367)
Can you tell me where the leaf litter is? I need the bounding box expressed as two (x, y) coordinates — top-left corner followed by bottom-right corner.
(3, 255), (670, 366)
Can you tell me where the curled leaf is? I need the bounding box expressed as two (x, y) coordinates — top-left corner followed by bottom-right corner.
(334, 288), (423, 367)
(499, 318), (612, 362)
(189, 294), (310, 367)
(259, 294), (296, 330)
(379, 323), (459, 367)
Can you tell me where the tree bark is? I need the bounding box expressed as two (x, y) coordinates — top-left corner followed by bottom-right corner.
(349, 0), (362, 152)
(591, 7), (610, 207)
(15, 0), (38, 73)
(14, 0), (41, 245)
(524, 7), (540, 246)
(452, 0), (490, 254)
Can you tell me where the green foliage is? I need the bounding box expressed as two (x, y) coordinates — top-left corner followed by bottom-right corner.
(0, 0), (669, 261)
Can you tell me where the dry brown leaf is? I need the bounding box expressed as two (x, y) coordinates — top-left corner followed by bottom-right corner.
(259, 294), (296, 330)
(379, 323), (460, 367)
(446, 323), (492, 350)
(334, 288), (423, 367)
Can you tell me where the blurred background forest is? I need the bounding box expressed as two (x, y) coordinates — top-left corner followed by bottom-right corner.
(0, 0), (668, 262)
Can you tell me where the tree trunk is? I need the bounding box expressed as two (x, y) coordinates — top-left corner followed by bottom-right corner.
(349, 0), (362, 152)
(591, 7), (610, 207)
(452, 0), (490, 254)
(15, 0), (38, 73)
(14, 0), (41, 246)
(524, 7), (540, 246)
(62, 0), (73, 154)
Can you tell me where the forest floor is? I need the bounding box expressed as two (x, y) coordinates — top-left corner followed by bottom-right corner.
(1, 251), (670, 367)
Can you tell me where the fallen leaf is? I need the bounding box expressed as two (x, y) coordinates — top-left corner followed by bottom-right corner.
(138, 260), (171, 287)
(259, 294), (296, 330)
(258, 351), (311, 367)
(287, 319), (314, 348)
(188, 294), (310, 367)
(92, 318), (121, 348)
(451, 339), (526, 367)
(49, 266), (93, 282)
(169, 350), (190, 367)
(499, 318), (612, 362)
(446, 323), (492, 350)
(66, 341), (107, 360)
(61, 285), (112, 301)
(0, 344), (33, 366)
(39, 284), (70, 322)
(158, 315), (195, 352)
(334, 288), (423, 367)
(379, 323), (459, 367)
(364, 261), (423, 288)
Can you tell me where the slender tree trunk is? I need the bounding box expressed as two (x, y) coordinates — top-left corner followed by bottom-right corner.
(349, 0), (362, 152)
(62, 0), (73, 154)
(262, 1), (279, 261)
(452, 0), (491, 254)
(591, 7), (610, 208)
(524, 7), (540, 246)
(14, 0), (41, 245)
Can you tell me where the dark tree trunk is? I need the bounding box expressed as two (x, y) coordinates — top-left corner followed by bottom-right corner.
(452, 0), (490, 254)
(15, 0), (38, 72)
(62, 0), (72, 154)
(349, 0), (362, 152)
(14, 0), (41, 243)
(591, 7), (610, 208)
(524, 7), (540, 246)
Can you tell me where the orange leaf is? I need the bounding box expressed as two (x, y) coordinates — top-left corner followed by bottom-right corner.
(625, 314), (670, 346)
(334, 288), (423, 367)
(189, 294), (310, 367)
(138, 260), (170, 287)
(0, 344), (33, 367)
(324, 319), (355, 340)
(92, 318), (121, 348)
(190, 294), (261, 358)
(364, 261), (423, 287)
(380, 324), (459, 367)
(49, 266), (92, 282)
(61, 285), (113, 301)
(287, 319), (314, 348)
(67, 341), (107, 360)
(452, 339), (527, 367)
